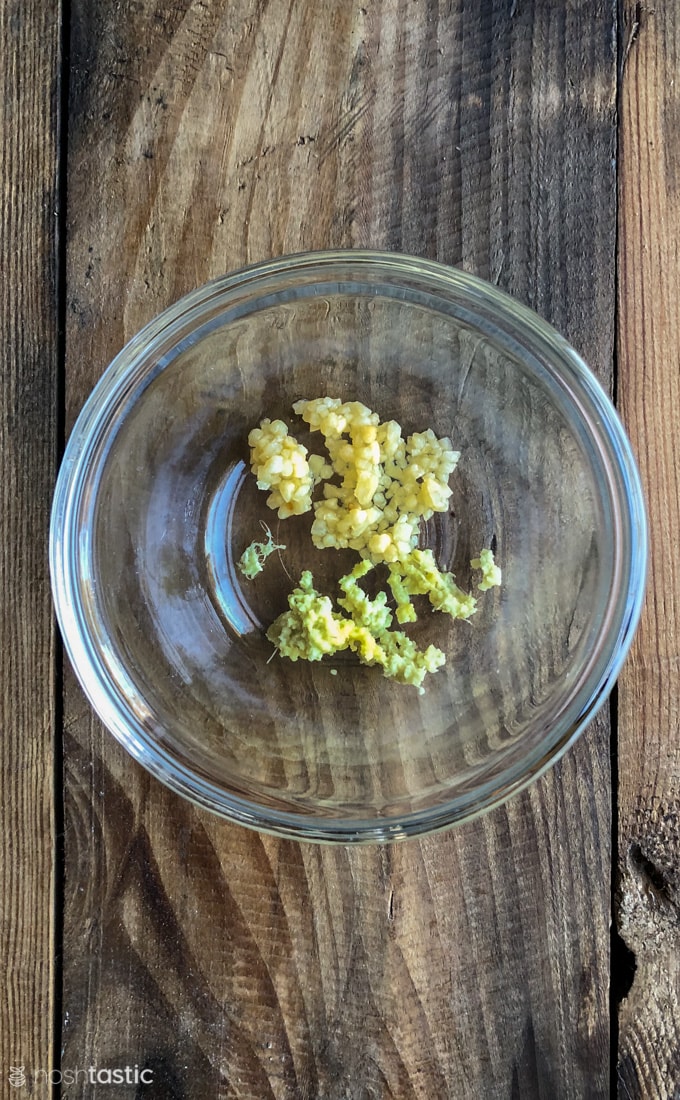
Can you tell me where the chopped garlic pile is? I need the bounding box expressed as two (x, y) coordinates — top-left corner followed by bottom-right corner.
(247, 418), (331, 518)
(292, 397), (460, 563)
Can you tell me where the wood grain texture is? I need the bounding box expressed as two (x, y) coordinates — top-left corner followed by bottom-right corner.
(616, 2), (680, 1095)
(63, 1), (617, 1096)
(0, 0), (61, 1091)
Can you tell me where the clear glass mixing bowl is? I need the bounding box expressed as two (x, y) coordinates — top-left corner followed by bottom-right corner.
(50, 251), (647, 842)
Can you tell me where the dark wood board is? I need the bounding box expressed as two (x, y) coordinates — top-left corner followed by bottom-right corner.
(0, 0), (61, 1092)
(616, 1), (680, 1094)
(60, 1), (618, 1097)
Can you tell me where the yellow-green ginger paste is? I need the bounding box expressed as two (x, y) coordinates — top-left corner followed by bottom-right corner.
(237, 526), (286, 579)
(470, 547), (502, 591)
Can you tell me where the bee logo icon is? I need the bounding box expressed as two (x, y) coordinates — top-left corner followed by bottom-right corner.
(9, 1066), (26, 1088)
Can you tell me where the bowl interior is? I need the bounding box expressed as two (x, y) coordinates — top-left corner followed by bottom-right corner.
(69, 272), (620, 828)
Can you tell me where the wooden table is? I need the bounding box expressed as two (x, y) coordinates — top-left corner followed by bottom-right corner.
(2, 1), (678, 1096)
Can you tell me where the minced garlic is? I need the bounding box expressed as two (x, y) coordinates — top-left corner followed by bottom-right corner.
(247, 418), (331, 519)
(291, 397), (459, 563)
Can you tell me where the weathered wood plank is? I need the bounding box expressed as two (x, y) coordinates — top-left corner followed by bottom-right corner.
(63, 1), (617, 1096)
(616, 1), (680, 1094)
(0, 1), (61, 1092)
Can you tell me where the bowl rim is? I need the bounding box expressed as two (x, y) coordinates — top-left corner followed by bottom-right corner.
(50, 248), (648, 843)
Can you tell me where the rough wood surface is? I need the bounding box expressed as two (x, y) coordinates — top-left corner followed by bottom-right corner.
(0, 1), (61, 1091)
(62, 1), (617, 1096)
(616, 2), (680, 1095)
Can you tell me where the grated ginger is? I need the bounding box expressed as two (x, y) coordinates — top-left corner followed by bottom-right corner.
(266, 567), (446, 694)
(237, 526), (286, 579)
(471, 547), (502, 591)
(387, 548), (478, 623)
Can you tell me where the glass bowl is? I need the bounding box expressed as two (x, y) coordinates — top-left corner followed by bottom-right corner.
(50, 251), (647, 842)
